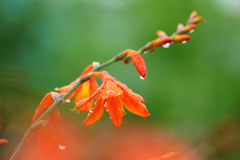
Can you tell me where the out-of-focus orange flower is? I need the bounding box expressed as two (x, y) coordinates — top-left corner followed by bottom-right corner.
(27, 92), (64, 151)
(0, 139), (8, 146)
(0, 126), (8, 146)
(55, 63), (98, 110)
(76, 71), (149, 126)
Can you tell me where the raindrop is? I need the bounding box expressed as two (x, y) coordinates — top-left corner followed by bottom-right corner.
(162, 43), (170, 48)
(140, 76), (145, 80)
(59, 145), (66, 150)
(89, 108), (93, 113)
(106, 109), (109, 112)
(190, 29), (195, 33)
(66, 100), (71, 103)
(181, 41), (187, 44)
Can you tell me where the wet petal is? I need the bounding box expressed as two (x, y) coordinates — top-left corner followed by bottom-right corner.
(84, 98), (106, 126)
(115, 81), (145, 103)
(123, 94), (149, 117)
(107, 96), (123, 126)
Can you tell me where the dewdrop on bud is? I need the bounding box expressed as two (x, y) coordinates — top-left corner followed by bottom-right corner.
(162, 43), (171, 48)
(182, 41), (187, 44)
(92, 61), (100, 68)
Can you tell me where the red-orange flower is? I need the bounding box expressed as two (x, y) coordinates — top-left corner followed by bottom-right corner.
(55, 63), (98, 110)
(76, 71), (149, 127)
(27, 92), (64, 151)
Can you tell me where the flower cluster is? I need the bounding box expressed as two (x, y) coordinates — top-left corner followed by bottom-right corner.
(172, 10), (203, 43)
(76, 71), (149, 126)
(55, 63), (98, 110)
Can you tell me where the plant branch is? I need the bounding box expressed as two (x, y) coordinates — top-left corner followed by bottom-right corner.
(10, 11), (203, 160)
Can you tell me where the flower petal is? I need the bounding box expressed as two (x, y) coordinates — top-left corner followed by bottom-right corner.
(74, 81), (91, 104)
(115, 80), (145, 103)
(84, 97), (106, 126)
(123, 93), (149, 117)
(37, 108), (64, 151)
(107, 96), (123, 126)
(76, 81), (105, 110)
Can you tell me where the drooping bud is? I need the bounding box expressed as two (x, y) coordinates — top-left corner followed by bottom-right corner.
(173, 34), (191, 43)
(127, 50), (147, 79)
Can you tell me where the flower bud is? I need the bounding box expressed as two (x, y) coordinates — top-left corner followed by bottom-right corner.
(173, 34), (191, 42)
(156, 30), (167, 38)
(178, 24), (197, 34)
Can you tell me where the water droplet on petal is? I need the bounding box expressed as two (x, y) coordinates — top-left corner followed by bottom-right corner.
(59, 145), (66, 150)
(140, 76), (145, 80)
(190, 29), (195, 33)
(66, 100), (71, 103)
(89, 108), (93, 113)
(182, 41), (187, 44)
(106, 109), (109, 112)
(162, 43), (170, 48)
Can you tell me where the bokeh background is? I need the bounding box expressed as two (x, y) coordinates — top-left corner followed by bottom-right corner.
(1, 0), (240, 159)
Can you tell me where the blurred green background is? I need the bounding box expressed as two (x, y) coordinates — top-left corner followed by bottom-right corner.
(1, 0), (240, 159)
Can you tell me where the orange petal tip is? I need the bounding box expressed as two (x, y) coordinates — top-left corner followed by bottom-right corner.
(0, 139), (8, 146)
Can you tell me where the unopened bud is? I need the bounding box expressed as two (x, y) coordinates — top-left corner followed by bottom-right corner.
(156, 30), (167, 38)
(177, 23), (185, 32)
(173, 34), (191, 42)
(192, 16), (203, 24)
(178, 24), (197, 34)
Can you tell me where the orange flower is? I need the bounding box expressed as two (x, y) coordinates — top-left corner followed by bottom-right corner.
(55, 63), (98, 110)
(76, 71), (149, 127)
(27, 92), (64, 151)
